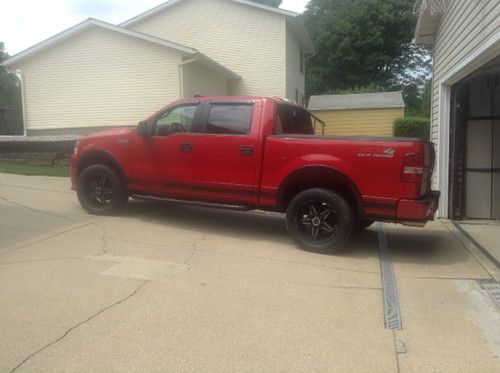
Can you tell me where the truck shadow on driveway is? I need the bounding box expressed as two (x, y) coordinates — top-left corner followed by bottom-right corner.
(119, 201), (468, 265)
(120, 201), (381, 258)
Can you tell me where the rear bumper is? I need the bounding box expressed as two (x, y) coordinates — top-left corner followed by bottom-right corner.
(396, 191), (440, 221)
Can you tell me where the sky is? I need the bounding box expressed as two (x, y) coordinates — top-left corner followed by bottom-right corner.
(1, 0), (310, 56)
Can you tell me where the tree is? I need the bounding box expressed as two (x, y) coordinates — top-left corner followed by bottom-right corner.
(0, 42), (23, 135)
(249, 0), (282, 7)
(302, 0), (431, 98)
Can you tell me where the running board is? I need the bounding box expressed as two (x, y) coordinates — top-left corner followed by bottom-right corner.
(131, 194), (252, 211)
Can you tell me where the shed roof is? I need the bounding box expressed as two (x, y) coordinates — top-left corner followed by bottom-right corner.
(308, 92), (405, 111)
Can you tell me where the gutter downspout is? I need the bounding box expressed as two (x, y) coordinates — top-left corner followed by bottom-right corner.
(18, 70), (28, 136)
(178, 54), (198, 98)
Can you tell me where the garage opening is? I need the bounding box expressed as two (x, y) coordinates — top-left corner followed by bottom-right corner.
(449, 56), (500, 219)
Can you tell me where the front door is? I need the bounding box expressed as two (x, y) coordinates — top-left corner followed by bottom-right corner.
(129, 102), (202, 197)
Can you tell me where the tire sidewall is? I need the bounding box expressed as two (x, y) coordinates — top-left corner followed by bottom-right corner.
(286, 188), (354, 252)
(77, 164), (125, 215)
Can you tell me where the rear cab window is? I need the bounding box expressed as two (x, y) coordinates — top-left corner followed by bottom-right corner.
(275, 104), (314, 135)
(202, 102), (253, 135)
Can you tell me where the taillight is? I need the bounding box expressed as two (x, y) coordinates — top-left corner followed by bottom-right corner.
(402, 153), (425, 183)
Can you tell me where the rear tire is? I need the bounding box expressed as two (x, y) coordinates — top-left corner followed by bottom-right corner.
(286, 188), (354, 252)
(77, 164), (128, 215)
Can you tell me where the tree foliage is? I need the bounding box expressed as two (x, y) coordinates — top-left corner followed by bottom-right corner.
(324, 83), (387, 95)
(0, 42), (23, 135)
(302, 0), (431, 114)
(393, 116), (430, 140)
(249, 0), (282, 7)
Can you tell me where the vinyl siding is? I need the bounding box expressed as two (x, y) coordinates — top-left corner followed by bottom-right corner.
(182, 62), (229, 98)
(19, 27), (182, 130)
(129, 0), (286, 97)
(431, 0), (500, 145)
(311, 108), (403, 137)
(286, 24), (305, 104)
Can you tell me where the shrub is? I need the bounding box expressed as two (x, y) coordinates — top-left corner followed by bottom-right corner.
(393, 117), (430, 140)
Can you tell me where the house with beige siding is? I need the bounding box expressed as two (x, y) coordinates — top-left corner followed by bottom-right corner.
(308, 92), (405, 137)
(414, 0), (499, 220)
(2, 0), (313, 136)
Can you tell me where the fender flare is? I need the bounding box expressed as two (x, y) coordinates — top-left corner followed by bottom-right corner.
(276, 164), (363, 214)
(76, 149), (127, 183)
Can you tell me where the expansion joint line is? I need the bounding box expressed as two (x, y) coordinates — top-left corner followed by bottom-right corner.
(377, 223), (402, 330)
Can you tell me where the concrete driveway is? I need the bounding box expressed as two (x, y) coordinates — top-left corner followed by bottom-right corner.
(0, 173), (499, 372)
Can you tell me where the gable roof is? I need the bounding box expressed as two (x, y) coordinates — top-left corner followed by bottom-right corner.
(308, 92), (405, 111)
(120, 0), (315, 54)
(2, 18), (240, 79)
(121, 0), (297, 27)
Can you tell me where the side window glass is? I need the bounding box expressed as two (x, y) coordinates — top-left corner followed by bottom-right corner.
(206, 104), (252, 135)
(276, 105), (314, 135)
(155, 104), (197, 136)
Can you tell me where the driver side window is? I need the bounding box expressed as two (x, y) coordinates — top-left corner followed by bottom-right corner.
(155, 104), (197, 136)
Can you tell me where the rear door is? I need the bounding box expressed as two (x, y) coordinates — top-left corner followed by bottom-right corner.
(193, 100), (262, 204)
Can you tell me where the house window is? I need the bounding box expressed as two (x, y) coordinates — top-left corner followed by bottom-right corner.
(300, 50), (304, 74)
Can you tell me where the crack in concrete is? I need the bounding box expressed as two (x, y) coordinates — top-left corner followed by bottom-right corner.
(107, 210), (380, 273)
(98, 235), (379, 275)
(91, 222), (110, 256)
(392, 330), (402, 373)
(0, 257), (84, 267)
(8, 281), (147, 373)
(285, 281), (382, 291)
(0, 195), (79, 222)
(0, 223), (92, 256)
(194, 247), (381, 275)
(0, 183), (73, 194)
(184, 235), (206, 266)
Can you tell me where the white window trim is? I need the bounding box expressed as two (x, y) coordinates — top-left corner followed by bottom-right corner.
(436, 30), (500, 218)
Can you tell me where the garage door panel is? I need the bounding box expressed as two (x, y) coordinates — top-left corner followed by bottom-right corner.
(466, 171), (492, 219)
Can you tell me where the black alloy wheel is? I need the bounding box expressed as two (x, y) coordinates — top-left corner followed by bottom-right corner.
(77, 164), (128, 215)
(297, 200), (338, 243)
(286, 188), (354, 252)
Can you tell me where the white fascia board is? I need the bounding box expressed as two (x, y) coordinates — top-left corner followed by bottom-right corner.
(121, 0), (298, 27)
(2, 18), (196, 67)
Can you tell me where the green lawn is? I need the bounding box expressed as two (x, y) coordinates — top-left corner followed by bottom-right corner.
(0, 162), (69, 177)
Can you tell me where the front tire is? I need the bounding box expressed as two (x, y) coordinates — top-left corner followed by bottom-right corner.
(77, 164), (128, 215)
(286, 188), (354, 252)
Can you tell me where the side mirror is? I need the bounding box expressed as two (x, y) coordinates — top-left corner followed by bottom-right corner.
(138, 120), (150, 138)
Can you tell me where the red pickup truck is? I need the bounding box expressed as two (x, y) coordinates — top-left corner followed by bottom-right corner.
(70, 96), (439, 251)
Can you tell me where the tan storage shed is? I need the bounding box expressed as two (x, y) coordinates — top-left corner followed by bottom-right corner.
(308, 92), (405, 136)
